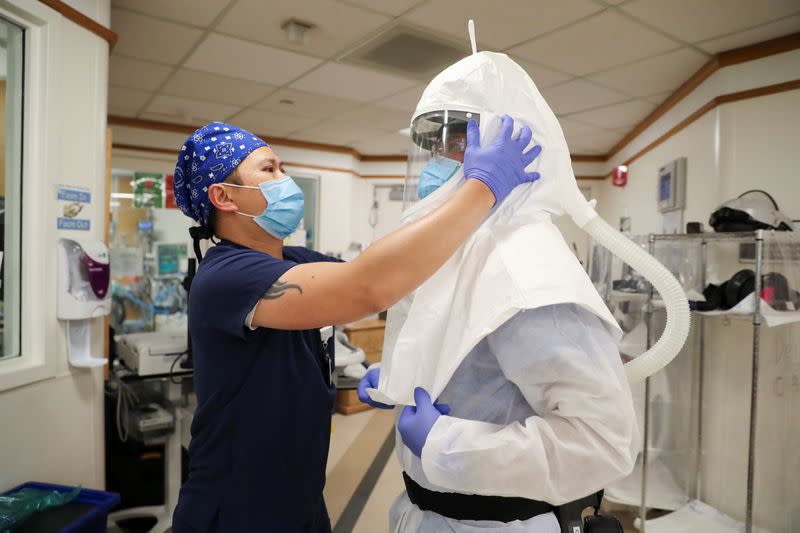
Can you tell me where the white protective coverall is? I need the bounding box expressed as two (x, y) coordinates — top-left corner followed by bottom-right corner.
(373, 52), (640, 532)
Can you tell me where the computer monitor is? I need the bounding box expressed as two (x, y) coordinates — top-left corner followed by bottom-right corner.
(155, 242), (188, 277)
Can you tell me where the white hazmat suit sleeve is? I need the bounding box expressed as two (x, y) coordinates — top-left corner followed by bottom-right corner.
(420, 304), (638, 504)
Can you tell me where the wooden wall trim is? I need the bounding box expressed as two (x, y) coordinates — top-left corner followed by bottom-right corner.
(39, 0), (118, 49)
(606, 57), (721, 158)
(571, 154), (606, 163)
(273, 138), (358, 157)
(109, 116), (198, 135)
(360, 154), (407, 162)
(107, 115), (360, 157)
(111, 115), (613, 166)
(282, 161), (358, 176)
(718, 32), (800, 67)
(112, 142), (358, 176)
(619, 79), (800, 172)
(606, 32), (800, 160)
(114, 75), (799, 182)
(110, 34), (800, 176)
(113, 142), (176, 155)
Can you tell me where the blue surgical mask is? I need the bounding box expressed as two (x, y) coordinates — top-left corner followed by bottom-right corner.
(225, 177), (305, 240)
(418, 156), (461, 199)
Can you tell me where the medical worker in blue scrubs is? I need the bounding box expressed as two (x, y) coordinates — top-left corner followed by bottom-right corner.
(169, 118), (542, 532)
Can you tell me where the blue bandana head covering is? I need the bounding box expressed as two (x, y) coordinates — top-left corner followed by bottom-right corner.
(174, 121), (269, 226)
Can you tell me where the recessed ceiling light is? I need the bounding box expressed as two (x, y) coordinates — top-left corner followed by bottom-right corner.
(282, 19), (314, 46)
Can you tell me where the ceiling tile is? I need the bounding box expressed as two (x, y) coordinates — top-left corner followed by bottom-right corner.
(565, 99), (657, 130)
(567, 129), (625, 153)
(352, 133), (410, 155)
(286, 129), (351, 146)
(541, 79), (631, 114)
(161, 69), (275, 107)
(111, 0), (233, 27)
(111, 8), (203, 65)
(106, 108), (139, 119)
(138, 112), (200, 126)
(558, 118), (612, 139)
(402, 0), (604, 50)
(621, 0), (800, 43)
(642, 91), (671, 105)
(290, 62), (418, 102)
(588, 47), (709, 98)
(567, 142), (608, 155)
(109, 55), (173, 91)
(509, 11), (681, 75)
(289, 120), (388, 145)
(513, 58), (574, 89)
(332, 105), (412, 131)
(253, 88), (361, 119)
(696, 15), (800, 53)
(374, 85), (426, 112)
(340, 0), (424, 17)
(184, 33), (323, 86)
(226, 109), (321, 138)
(216, 0), (390, 59)
(108, 86), (152, 116)
(144, 95), (242, 125)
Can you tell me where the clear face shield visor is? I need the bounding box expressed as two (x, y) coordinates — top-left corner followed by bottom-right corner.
(404, 110), (479, 210)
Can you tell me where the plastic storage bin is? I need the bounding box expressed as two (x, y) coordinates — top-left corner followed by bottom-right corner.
(2, 482), (120, 533)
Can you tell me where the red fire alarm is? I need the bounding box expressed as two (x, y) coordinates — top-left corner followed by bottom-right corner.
(611, 165), (628, 187)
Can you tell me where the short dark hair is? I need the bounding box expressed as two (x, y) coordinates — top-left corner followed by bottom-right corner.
(205, 168), (243, 236)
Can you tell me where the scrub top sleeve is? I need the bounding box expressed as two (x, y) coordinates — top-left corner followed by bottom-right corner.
(420, 304), (638, 503)
(208, 252), (297, 339)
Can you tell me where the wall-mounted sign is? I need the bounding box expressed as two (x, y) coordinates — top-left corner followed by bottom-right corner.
(57, 185), (92, 231)
(133, 172), (164, 208)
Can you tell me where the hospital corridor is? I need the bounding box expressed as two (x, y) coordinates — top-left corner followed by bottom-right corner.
(0, 1), (799, 532)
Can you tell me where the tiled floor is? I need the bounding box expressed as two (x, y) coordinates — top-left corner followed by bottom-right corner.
(325, 408), (645, 532)
(326, 408), (403, 532)
(119, 407), (644, 532)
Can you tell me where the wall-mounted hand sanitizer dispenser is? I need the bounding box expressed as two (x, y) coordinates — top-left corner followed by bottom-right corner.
(58, 238), (111, 367)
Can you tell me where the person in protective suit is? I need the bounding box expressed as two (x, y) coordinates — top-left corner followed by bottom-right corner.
(358, 52), (639, 533)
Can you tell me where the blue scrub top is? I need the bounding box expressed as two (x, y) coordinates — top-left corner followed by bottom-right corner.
(173, 240), (340, 532)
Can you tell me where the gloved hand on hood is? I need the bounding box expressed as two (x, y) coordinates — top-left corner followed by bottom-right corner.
(398, 387), (451, 458)
(464, 115), (542, 206)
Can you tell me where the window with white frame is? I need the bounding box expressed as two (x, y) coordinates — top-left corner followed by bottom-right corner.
(0, 17), (24, 361)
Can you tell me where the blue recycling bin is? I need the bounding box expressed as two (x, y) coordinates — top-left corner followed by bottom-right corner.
(1, 482), (120, 533)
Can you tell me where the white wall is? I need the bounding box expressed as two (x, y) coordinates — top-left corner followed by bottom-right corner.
(721, 89), (800, 216)
(0, 0), (110, 491)
(112, 137), (364, 256)
(596, 90), (800, 234)
(588, 52), (800, 530)
(109, 46), (799, 527)
(596, 109), (721, 234)
(113, 126), (610, 259)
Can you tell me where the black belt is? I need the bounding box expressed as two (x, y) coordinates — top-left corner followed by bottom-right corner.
(403, 472), (616, 533)
(403, 472), (554, 523)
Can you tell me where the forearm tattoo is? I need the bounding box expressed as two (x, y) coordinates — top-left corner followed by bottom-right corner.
(263, 279), (303, 300)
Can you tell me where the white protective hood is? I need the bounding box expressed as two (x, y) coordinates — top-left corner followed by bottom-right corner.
(374, 52), (622, 406)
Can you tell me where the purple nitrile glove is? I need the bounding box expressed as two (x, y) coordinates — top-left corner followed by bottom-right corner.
(463, 115), (542, 205)
(357, 368), (394, 409)
(398, 387), (451, 458)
